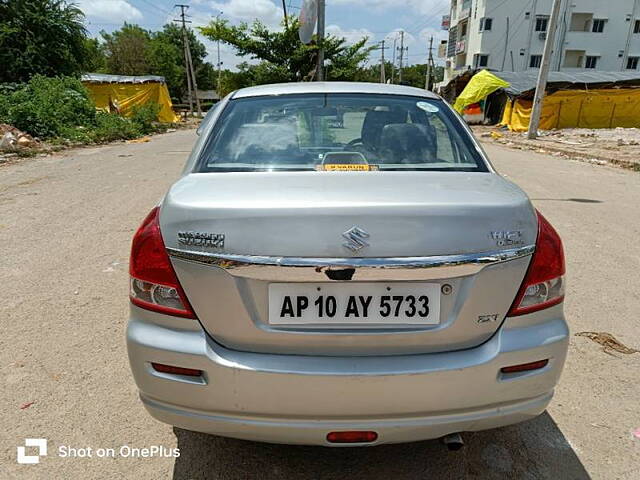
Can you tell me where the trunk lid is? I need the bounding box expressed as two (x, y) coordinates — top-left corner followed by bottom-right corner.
(162, 171), (537, 355)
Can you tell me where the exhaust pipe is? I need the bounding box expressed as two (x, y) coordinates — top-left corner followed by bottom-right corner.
(442, 433), (464, 451)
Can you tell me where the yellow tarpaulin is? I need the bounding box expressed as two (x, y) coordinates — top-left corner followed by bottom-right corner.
(83, 82), (179, 123)
(453, 70), (511, 113)
(501, 89), (640, 132)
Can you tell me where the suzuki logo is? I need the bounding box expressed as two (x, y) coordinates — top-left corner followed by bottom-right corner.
(342, 227), (370, 252)
(17, 438), (47, 464)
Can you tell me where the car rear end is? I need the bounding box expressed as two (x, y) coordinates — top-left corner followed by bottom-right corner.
(126, 83), (568, 446)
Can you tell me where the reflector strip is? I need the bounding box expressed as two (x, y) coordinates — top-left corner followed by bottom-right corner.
(326, 431), (378, 444)
(151, 363), (203, 377)
(501, 359), (549, 374)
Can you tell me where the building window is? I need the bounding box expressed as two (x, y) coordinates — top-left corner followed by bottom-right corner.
(634, 20), (640, 33)
(535, 16), (549, 32)
(627, 57), (639, 70)
(480, 17), (493, 31)
(585, 56), (599, 69)
(530, 55), (542, 68)
(474, 54), (489, 68)
(592, 19), (606, 33)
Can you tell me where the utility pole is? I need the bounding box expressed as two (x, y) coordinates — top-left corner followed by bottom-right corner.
(175, 4), (201, 116)
(316, 0), (326, 81)
(281, 0), (289, 29)
(379, 40), (387, 83)
(425, 36), (435, 90)
(397, 30), (405, 83)
(527, 0), (562, 139)
(391, 35), (398, 83)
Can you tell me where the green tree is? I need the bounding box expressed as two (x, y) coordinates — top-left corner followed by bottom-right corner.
(0, 0), (87, 82)
(399, 64), (445, 88)
(101, 23), (151, 75)
(195, 62), (218, 91)
(149, 24), (209, 99)
(199, 17), (374, 83)
(147, 35), (184, 97)
(82, 37), (107, 73)
(357, 62), (445, 89)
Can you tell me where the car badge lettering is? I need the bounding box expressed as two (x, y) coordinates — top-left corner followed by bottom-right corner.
(489, 230), (524, 247)
(342, 226), (370, 252)
(478, 314), (500, 324)
(178, 231), (225, 248)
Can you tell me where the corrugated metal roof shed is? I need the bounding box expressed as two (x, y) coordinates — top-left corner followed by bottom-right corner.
(81, 73), (167, 84)
(441, 70), (640, 99)
(496, 71), (640, 96)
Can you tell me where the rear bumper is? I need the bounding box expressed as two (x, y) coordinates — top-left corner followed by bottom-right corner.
(127, 306), (569, 446)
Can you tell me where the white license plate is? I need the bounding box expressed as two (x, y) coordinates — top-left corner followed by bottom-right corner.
(268, 282), (441, 326)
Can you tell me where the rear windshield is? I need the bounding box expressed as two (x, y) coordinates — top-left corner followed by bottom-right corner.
(197, 93), (487, 173)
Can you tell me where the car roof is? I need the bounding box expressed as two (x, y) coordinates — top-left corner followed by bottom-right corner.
(231, 82), (441, 100)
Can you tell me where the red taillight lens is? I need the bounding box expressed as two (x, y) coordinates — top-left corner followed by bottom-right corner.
(151, 363), (203, 377)
(326, 431), (378, 444)
(508, 211), (565, 316)
(501, 359), (549, 374)
(129, 207), (196, 318)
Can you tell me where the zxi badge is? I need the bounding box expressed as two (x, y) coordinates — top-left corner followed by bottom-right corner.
(342, 226), (370, 252)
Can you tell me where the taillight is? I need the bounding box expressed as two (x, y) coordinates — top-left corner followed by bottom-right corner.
(129, 207), (196, 318)
(508, 211), (565, 316)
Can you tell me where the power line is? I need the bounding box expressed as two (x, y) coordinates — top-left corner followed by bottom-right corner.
(484, 1), (532, 56)
(404, 0), (449, 33)
(139, 0), (174, 17)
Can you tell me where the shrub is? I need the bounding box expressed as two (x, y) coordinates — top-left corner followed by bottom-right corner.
(3, 75), (96, 138)
(130, 102), (162, 135)
(92, 112), (142, 142)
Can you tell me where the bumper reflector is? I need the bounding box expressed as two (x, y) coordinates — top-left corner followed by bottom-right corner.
(326, 431), (378, 444)
(151, 363), (203, 377)
(501, 359), (549, 374)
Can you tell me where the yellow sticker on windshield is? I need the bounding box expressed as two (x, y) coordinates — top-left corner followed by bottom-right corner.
(322, 164), (372, 171)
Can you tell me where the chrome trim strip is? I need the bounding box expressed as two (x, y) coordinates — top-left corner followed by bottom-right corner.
(166, 245), (535, 269)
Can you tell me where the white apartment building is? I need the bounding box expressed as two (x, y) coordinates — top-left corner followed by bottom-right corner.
(443, 0), (640, 83)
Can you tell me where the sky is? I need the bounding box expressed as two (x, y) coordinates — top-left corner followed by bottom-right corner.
(77, 0), (451, 71)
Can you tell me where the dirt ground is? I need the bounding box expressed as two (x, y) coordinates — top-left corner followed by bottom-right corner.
(2, 130), (640, 479)
(472, 125), (640, 171)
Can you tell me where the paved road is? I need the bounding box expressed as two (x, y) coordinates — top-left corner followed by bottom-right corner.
(2, 130), (639, 479)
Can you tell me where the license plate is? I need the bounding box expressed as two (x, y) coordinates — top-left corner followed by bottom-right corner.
(268, 282), (441, 326)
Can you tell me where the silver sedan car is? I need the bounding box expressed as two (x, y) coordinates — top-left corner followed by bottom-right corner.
(127, 82), (568, 447)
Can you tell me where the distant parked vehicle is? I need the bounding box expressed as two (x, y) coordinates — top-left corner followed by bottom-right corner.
(127, 82), (568, 446)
